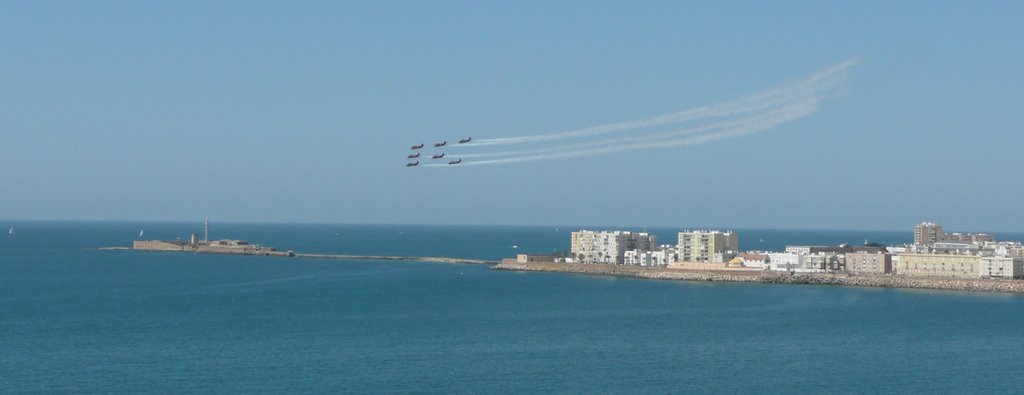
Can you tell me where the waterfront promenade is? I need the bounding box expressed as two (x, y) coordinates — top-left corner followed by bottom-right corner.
(493, 260), (1024, 294)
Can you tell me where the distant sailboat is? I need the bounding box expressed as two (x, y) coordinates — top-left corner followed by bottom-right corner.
(139, 229), (145, 238)
(8, 227), (13, 235)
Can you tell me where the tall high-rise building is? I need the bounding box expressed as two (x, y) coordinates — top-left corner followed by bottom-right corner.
(914, 222), (944, 246)
(677, 230), (739, 263)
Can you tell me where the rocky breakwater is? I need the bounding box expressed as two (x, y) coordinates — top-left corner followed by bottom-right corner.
(494, 260), (1024, 294)
(295, 253), (496, 265)
(770, 273), (1024, 293)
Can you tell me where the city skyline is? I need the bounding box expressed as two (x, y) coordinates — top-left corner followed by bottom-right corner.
(2, 2), (1023, 231)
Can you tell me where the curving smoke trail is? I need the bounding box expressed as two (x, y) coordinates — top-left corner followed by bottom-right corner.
(460, 58), (859, 147)
(418, 58), (858, 167)
(451, 100), (816, 160)
(445, 98), (821, 166)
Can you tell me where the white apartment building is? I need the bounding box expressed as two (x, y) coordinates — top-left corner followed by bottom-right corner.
(979, 256), (1024, 279)
(734, 253), (770, 269)
(677, 230), (739, 263)
(571, 230), (657, 265)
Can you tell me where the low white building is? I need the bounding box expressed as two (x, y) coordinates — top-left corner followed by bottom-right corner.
(768, 252), (804, 272)
(624, 250), (651, 266)
(624, 246), (676, 267)
(653, 248), (677, 267)
(888, 246), (912, 254)
(734, 252), (770, 269)
(767, 252), (835, 273)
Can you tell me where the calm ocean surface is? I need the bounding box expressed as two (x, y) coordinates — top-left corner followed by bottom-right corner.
(3, 221), (1024, 393)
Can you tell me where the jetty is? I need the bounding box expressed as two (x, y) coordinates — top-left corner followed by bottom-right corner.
(293, 253), (494, 265)
(123, 219), (495, 264)
(122, 247), (496, 265)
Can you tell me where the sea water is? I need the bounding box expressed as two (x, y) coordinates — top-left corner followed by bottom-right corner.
(3, 222), (1024, 392)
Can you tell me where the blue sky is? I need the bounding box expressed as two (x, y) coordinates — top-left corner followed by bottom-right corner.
(2, 1), (1023, 231)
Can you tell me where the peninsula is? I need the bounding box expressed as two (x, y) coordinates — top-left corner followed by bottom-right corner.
(121, 219), (1024, 294)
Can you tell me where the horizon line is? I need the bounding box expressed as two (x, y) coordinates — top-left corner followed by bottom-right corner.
(3, 217), (1022, 235)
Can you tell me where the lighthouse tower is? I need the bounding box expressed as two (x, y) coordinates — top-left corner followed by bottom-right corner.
(204, 218), (209, 243)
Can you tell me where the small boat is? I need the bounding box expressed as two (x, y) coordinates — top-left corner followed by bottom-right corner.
(8, 227), (13, 235)
(139, 229), (145, 238)
(511, 245), (518, 249)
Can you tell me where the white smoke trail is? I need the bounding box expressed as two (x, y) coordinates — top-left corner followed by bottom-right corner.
(463, 58), (858, 147)
(428, 98), (820, 167)
(452, 99), (817, 160)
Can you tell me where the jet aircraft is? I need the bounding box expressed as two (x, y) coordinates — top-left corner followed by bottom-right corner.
(405, 160), (419, 167)
(431, 153), (445, 159)
(448, 159), (462, 165)
(434, 140), (447, 147)
(410, 143), (424, 150)
(407, 152), (420, 159)
(458, 137), (472, 144)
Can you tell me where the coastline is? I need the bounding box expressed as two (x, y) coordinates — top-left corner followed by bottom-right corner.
(493, 260), (1024, 294)
(110, 243), (1024, 294)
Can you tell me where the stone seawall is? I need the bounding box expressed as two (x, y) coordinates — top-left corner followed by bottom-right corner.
(493, 260), (1024, 294)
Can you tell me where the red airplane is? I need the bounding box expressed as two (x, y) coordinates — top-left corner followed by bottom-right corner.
(410, 143), (424, 150)
(431, 153), (445, 159)
(434, 140), (447, 148)
(405, 160), (419, 167)
(458, 137), (472, 144)
(407, 152), (420, 159)
(448, 159), (462, 165)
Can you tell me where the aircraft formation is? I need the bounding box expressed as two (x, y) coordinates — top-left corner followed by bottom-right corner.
(405, 137), (470, 167)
